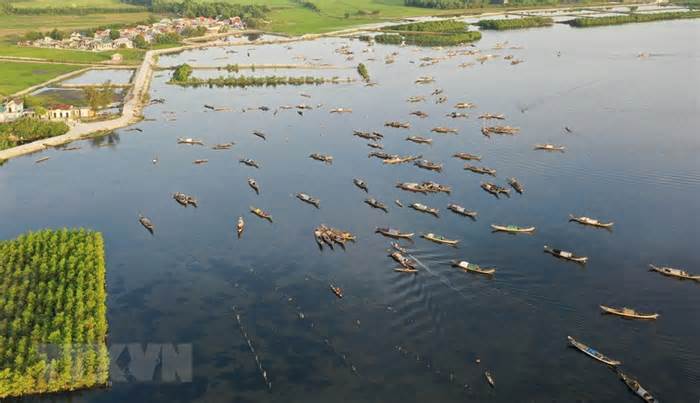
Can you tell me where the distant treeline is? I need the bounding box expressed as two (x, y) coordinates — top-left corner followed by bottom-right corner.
(364, 31), (481, 46)
(387, 20), (468, 32)
(405, 0), (577, 8)
(0, 3), (145, 15)
(477, 16), (554, 29)
(568, 10), (700, 26)
(291, 0), (320, 12)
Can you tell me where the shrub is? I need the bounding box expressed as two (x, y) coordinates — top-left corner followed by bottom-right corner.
(477, 17), (554, 30)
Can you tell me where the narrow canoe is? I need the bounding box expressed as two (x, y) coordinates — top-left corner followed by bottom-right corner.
(422, 233), (459, 246)
(569, 215), (613, 228)
(617, 369), (659, 403)
(452, 260), (495, 275)
(376, 228), (414, 239)
(600, 305), (659, 320)
(649, 264), (700, 281)
(544, 245), (588, 263)
(394, 268), (418, 274)
(484, 371), (495, 388)
(567, 336), (621, 366)
(330, 284), (343, 299)
(491, 224), (535, 233)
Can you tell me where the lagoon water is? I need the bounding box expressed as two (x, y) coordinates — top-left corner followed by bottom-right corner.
(1, 19), (699, 402)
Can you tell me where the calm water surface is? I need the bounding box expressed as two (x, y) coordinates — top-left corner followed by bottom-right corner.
(2, 20), (699, 403)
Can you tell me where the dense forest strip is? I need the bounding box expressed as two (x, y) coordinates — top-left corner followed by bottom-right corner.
(363, 31), (481, 46)
(476, 16), (554, 30)
(568, 10), (700, 26)
(0, 229), (109, 398)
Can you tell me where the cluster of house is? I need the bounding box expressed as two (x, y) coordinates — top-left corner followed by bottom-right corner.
(17, 16), (245, 51)
(0, 98), (92, 123)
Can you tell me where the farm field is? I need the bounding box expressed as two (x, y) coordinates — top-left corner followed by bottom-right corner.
(0, 62), (83, 96)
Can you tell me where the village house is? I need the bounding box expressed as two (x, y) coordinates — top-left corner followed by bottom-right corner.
(43, 104), (93, 121)
(0, 98), (24, 123)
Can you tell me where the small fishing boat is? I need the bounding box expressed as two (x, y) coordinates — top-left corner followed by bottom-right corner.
(247, 178), (259, 194)
(365, 198), (388, 213)
(310, 153), (333, 164)
(330, 284), (343, 298)
(414, 76), (434, 84)
(435, 96), (448, 104)
(544, 245), (588, 263)
(35, 157), (50, 164)
(407, 96), (426, 103)
(410, 111), (428, 118)
(452, 260), (495, 275)
(491, 224), (535, 233)
(617, 369), (659, 403)
(410, 203), (439, 217)
(236, 216), (244, 238)
(431, 88), (443, 95)
(454, 102), (476, 109)
(534, 144), (566, 152)
(390, 251), (417, 270)
(390, 242), (407, 253)
(138, 214), (154, 234)
(330, 108), (352, 113)
(353, 130), (383, 141)
(239, 158), (260, 168)
(395, 200), (404, 207)
(250, 206), (272, 222)
(376, 228), (414, 239)
(367, 142), (384, 149)
(507, 177), (524, 194)
(481, 182), (510, 198)
(453, 152), (481, 161)
(484, 371), (495, 388)
(421, 233), (459, 246)
(212, 143), (234, 150)
(445, 112), (468, 118)
(177, 137), (204, 145)
(569, 215), (613, 228)
(447, 204), (477, 218)
(649, 264), (700, 281)
(384, 155), (421, 165)
(464, 165), (496, 176)
(193, 159), (208, 164)
(296, 193), (320, 208)
(431, 127), (457, 134)
(252, 130), (266, 140)
(481, 126), (519, 137)
(394, 268), (418, 274)
(385, 121), (410, 129)
(567, 336), (621, 366)
(368, 151), (399, 160)
(406, 136), (433, 145)
(600, 305), (659, 320)
(353, 178), (368, 192)
(415, 159), (442, 172)
(479, 113), (505, 120)
(173, 192), (198, 208)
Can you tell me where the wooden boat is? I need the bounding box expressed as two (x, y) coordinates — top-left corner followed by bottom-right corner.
(252, 130), (266, 140)
(250, 206), (272, 222)
(173, 192), (198, 208)
(445, 112), (468, 118)
(376, 227), (414, 239)
(617, 369), (658, 403)
(391, 242), (407, 253)
(310, 153), (333, 164)
(569, 215), (613, 228)
(394, 268), (418, 274)
(406, 136), (432, 145)
(330, 108), (352, 113)
(410, 203), (439, 217)
(236, 216), (244, 238)
(212, 143), (234, 150)
(390, 251), (417, 270)
(447, 204), (477, 218)
(296, 193), (320, 208)
(414, 76), (434, 84)
(138, 214), (154, 234)
(406, 96), (425, 103)
(367, 142), (383, 149)
(464, 165), (496, 176)
(353, 130), (383, 141)
(365, 198), (388, 213)
(177, 137), (204, 145)
(452, 260), (495, 275)
(534, 143), (566, 152)
(410, 110), (428, 118)
(600, 305), (659, 320)
(507, 177), (524, 194)
(484, 371), (495, 388)
(479, 113), (505, 120)
(193, 159), (208, 164)
(247, 178), (259, 194)
(567, 336), (621, 366)
(454, 102), (476, 109)
(330, 284), (343, 299)
(481, 126), (519, 137)
(353, 178), (368, 192)
(511, 59), (524, 65)
(385, 121), (410, 129)
(395, 200), (404, 207)
(453, 152), (481, 161)
(649, 264), (700, 281)
(384, 155), (421, 165)
(435, 96), (448, 104)
(421, 233), (459, 246)
(414, 160), (442, 172)
(491, 224), (535, 233)
(35, 157), (50, 164)
(239, 158), (260, 168)
(544, 245), (588, 263)
(368, 151), (399, 160)
(481, 182), (510, 198)
(431, 127), (457, 134)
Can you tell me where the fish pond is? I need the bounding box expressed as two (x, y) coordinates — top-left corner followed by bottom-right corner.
(1, 19), (699, 403)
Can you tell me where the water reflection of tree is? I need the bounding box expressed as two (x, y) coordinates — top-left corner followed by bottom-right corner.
(89, 132), (120, 148)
